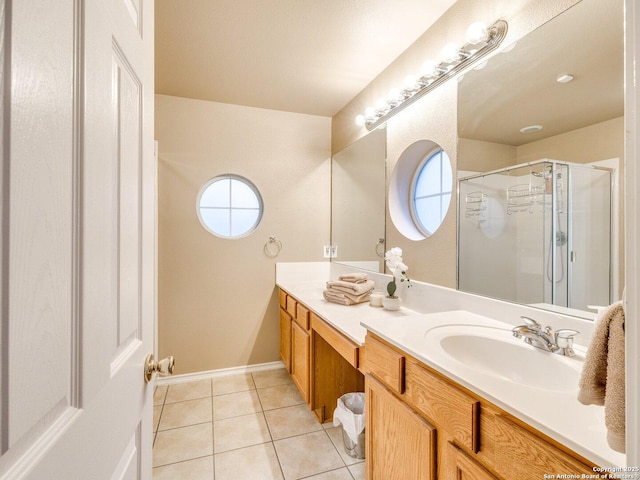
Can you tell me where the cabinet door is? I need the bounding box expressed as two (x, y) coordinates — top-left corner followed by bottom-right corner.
(446, 442), (497, 480)
(365, 375), (436, 480)
(279, 308), (292, 373)
(291, 320), (310, 403)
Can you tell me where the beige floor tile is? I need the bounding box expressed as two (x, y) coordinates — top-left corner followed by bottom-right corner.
(325, 425), (364, 466)
(153, 405), (162, 433)
(214, 443), (284, 480)
(158, 397), (212, 431)
(306, 468), (354, 480)
(264, 404), (323, 440)
(152, 456), (214, 480)
(348, 462), (365, 480)
(257, 383), (305, 411)
(153, 423), (213, 467)
(274, 430), (345, 480)
(252, 368), (293, 389)
(214, 412), (272, 453)
(212, 389), (263, 420)
(154, 385), (168, 406)
(212, 373), (255, 396)
(165, 379), (212, 403)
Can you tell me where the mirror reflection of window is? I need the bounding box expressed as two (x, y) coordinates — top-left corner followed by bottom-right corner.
(411, 150), (452, 236)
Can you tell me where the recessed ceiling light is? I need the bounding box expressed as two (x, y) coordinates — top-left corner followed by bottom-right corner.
(520, 125), (543, 134)
(557, 74), (574, 84)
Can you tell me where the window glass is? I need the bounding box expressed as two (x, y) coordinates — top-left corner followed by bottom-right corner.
(197, 175), (263, 238)
(411, 150), (452, 236)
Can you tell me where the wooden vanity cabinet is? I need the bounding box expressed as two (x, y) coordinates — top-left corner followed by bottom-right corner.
(446, 442), (497, 480)
(278, 291), (291, 372)
(363, 333), (598, 480)
(278, 289), (364, 421)
(365, 375), (436, 480)
(290, 301), (311, 404)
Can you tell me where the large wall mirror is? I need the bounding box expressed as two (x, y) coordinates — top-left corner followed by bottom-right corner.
(457, 0), (623, 319)
(331, 127), (386, 272)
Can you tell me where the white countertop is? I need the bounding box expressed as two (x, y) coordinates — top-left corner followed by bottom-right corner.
(277, 281), (416, 345)
(276, 275), (625, 469)
(362, 310), (626, 469)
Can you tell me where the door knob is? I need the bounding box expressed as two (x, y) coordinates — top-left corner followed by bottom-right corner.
(144, 354), (175, 383)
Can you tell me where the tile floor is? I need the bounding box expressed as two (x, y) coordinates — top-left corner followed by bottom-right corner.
(153, 368), (365, 480)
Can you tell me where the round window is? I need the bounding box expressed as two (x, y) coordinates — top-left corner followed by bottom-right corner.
(410, 149), (452, 236)
(197, 175), (263, 238)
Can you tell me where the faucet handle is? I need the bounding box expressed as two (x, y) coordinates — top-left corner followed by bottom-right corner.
(555, 329), (579, 356)
(555, 329), (579, 342)
(520, 316), (541, 329)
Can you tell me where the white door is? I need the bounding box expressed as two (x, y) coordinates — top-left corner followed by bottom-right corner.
(0, 0), (157, 478)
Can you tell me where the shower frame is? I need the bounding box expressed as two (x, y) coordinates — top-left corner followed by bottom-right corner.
(457, 159), (615, 311)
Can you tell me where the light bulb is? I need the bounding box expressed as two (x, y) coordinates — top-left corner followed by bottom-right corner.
(421, 60), (438, 77)
(466, 22), (488, 44)
(387, 87), (402, 106)
(376, 97), (388, 111)
(355, 114), (365, 126)
(364, 107), (376, 120)
(403, 75), (417, 91)
(441, 43), (460, 63)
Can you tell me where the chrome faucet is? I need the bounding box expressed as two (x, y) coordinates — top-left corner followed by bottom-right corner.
(512, 316), (578, 357)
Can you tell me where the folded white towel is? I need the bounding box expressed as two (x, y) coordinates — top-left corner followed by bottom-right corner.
(323, 289), (371, 306)
(326, 280), (375, 296)
(338, 273), (368, 283)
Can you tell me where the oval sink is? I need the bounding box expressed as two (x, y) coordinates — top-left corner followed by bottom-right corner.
(425, 324), (582, 392)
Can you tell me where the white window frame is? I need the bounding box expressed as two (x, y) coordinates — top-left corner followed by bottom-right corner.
(196, 174), (264, 239)
(409, 148), (452, 237)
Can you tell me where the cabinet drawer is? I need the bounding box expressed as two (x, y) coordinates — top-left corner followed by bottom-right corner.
(286, 295), (297, 317)
(311, 313), (359, 368)
(295, 303), (310, 330)
(493, 414), (595, 479)
(364, 335), (405, 394)
(279, 289), (287, 309)
(405, 361), (480, 452)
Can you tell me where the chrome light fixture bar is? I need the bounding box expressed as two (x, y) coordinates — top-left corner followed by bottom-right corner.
(356, 19), (508, 131)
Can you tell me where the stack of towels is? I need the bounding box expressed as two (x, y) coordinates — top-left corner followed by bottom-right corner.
(323, 273), (375, 306)
(578, 301), (626, 453)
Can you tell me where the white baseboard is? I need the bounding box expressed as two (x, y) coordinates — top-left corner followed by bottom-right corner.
(156, 360), (285, 386)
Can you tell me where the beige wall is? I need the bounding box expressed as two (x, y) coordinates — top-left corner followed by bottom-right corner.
(331, 0), (579, 288)
(516, 116), (624, 164)
(156, 94), (331, 373)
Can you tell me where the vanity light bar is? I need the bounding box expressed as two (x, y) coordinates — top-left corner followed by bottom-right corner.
(356, 19), (508, 131)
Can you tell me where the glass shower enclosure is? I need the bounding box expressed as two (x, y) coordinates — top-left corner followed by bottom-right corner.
(458, 160), (612, 312)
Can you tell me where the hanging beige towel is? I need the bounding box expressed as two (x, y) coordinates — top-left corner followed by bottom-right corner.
(578, 301), (625, 453)
(323, 289), (371, 306)
(326, 279), (375, 296)
(338, 273), (368, 283)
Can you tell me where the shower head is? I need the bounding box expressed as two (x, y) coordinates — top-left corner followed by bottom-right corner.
(531, 167), (561, 179)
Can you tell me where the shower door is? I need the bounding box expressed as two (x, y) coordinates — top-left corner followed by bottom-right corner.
(563, 165), (612, 311)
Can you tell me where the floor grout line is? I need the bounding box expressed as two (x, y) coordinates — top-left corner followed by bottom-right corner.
(153, 372), (364, 479)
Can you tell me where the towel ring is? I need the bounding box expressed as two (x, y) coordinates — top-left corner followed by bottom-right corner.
(264, 236), (283, 258)
(375, 238), (385, 257)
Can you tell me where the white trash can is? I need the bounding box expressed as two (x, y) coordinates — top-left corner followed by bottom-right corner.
(333, 392), (365, 459)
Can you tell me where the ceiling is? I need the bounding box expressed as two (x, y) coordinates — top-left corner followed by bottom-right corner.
(155, 0), (457, 117)
(458, 0), (623, 146)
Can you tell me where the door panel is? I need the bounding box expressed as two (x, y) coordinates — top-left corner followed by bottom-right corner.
(0, 0), (155, 478)
(6, 0), (77, 452)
